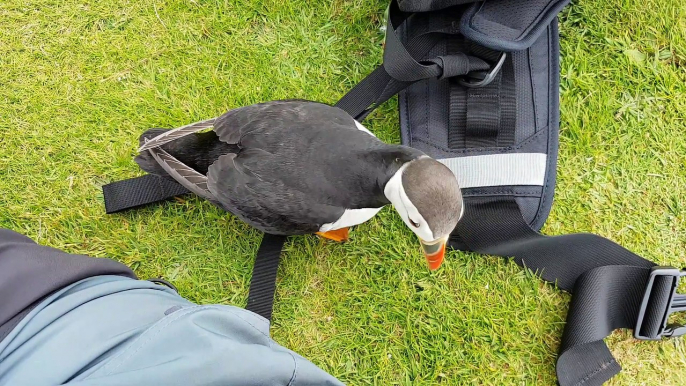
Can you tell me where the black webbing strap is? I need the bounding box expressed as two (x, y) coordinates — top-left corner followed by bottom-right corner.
(335, 0), (490, 120)
(102, 174), (190, 214)
(464, 72), (501, 147)
(245, 234), (287, 322)
(448, 75), (467, 149)
(497, 54), (516, 146)
(452, 197), (674, 386)
(461, 46), (509, 148)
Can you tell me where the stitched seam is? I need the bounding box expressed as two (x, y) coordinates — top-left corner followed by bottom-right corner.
(404, 91), (412, 147)
(573, 359), (617, 386)
(411, 127), (545, 153)
(286, 351), (299, 386)
(466, 189), (541, 195)
(101, 306), (208, 376)
(229, 309), (272, 345)
(529, 40), (541, 130)
(424, 76), (429, 145)
(532, 26), (555, 227)
(401, 20), (413, 148)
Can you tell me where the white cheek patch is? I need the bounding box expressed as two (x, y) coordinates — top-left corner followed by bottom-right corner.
(384, 163), (435, 242)
(397, 182), (434, 241)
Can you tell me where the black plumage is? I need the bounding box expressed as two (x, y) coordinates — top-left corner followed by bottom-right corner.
(135, 100), (425, 235)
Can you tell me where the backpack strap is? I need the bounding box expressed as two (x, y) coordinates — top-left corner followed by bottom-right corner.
(100, 2), (682, 385)
(455, 197), (676, 385)
(373, 1), (681, 385)
(103, 174), (190, 214)
(245, 234), (287, 322)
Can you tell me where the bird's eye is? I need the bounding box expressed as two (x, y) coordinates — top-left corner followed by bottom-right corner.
(409, 218), (420, 228)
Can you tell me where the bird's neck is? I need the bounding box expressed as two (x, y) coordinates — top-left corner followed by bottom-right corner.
(382, 161), (411, 209)
(372, 145), (425, 205)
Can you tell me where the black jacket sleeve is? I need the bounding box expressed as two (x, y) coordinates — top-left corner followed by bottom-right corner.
(0, 228), (136, 342)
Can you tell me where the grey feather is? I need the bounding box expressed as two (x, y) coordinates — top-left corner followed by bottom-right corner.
(138, 118), (217, 152)
(147, 146), (216, 202)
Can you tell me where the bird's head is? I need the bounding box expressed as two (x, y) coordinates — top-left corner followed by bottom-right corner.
(384, 156), (463, 271)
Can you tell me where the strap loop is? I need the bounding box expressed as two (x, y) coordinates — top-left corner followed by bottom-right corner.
(428, 53), (471, 79)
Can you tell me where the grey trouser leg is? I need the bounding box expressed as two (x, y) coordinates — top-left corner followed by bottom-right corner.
(0, 229), (343, 386)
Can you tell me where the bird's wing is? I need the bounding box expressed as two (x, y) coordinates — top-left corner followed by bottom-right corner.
(206, 150), (344, 235)
(138, 118), (217, 152)
(211, 99), (361, 146)
(147, 146), (219, 203)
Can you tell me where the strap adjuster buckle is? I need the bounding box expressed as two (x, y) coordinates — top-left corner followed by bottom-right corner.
(457, 52), (506, 88)
(634, 266), (686, 340)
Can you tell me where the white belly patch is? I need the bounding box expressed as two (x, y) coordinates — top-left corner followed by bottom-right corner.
(319, 207), (384, 232)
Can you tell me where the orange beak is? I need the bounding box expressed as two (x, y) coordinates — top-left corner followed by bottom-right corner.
(421, 236), (448, 271)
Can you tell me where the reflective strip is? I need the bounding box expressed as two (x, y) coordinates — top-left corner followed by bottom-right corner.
(438, 153), (547, 188)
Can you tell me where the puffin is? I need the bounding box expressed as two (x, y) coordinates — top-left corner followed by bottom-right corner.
(134, 100), (463, 270)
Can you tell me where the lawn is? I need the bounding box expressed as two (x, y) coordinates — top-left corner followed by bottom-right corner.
(1, 0), (685, 384)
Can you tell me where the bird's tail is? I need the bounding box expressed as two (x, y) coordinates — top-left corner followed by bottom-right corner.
(134, 128), (174, 179)
(134, 126), (236, 178)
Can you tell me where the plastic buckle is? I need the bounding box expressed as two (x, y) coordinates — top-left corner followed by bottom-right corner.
(634, 266), (686, 340)
(457, 52), (507, 88)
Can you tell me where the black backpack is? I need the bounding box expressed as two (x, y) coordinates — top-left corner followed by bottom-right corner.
(103, 1), (684, 384)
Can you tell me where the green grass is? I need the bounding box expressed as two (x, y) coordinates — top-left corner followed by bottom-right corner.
(1, 0), (685, 384)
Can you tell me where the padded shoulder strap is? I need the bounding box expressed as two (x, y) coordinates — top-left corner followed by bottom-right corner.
(460, 0), (571, 51)
(396, 0), (571, 51)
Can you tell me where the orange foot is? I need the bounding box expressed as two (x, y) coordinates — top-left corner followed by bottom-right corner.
(316, 227), (349, 242)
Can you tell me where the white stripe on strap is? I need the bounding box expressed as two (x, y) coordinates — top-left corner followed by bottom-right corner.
(438, 153), (547, 188)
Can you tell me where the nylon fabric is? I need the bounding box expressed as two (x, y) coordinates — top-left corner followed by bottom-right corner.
(0, 228), (137, 345)
(453, 197), (661, 385)
(513, 50), (535, 143)
(497, 55), (516, 146)
(459, 0), (571, 51)
(465, 72), (502, 147)
(398, 0), (476, 12)
(102, 174), (190, 214)
(0, 275), (343, 386)
(245, 234), (287, 322)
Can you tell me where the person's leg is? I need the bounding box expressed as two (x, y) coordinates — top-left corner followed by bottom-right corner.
(0, 228), (135, 343)
(0, 229), (343, 386)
